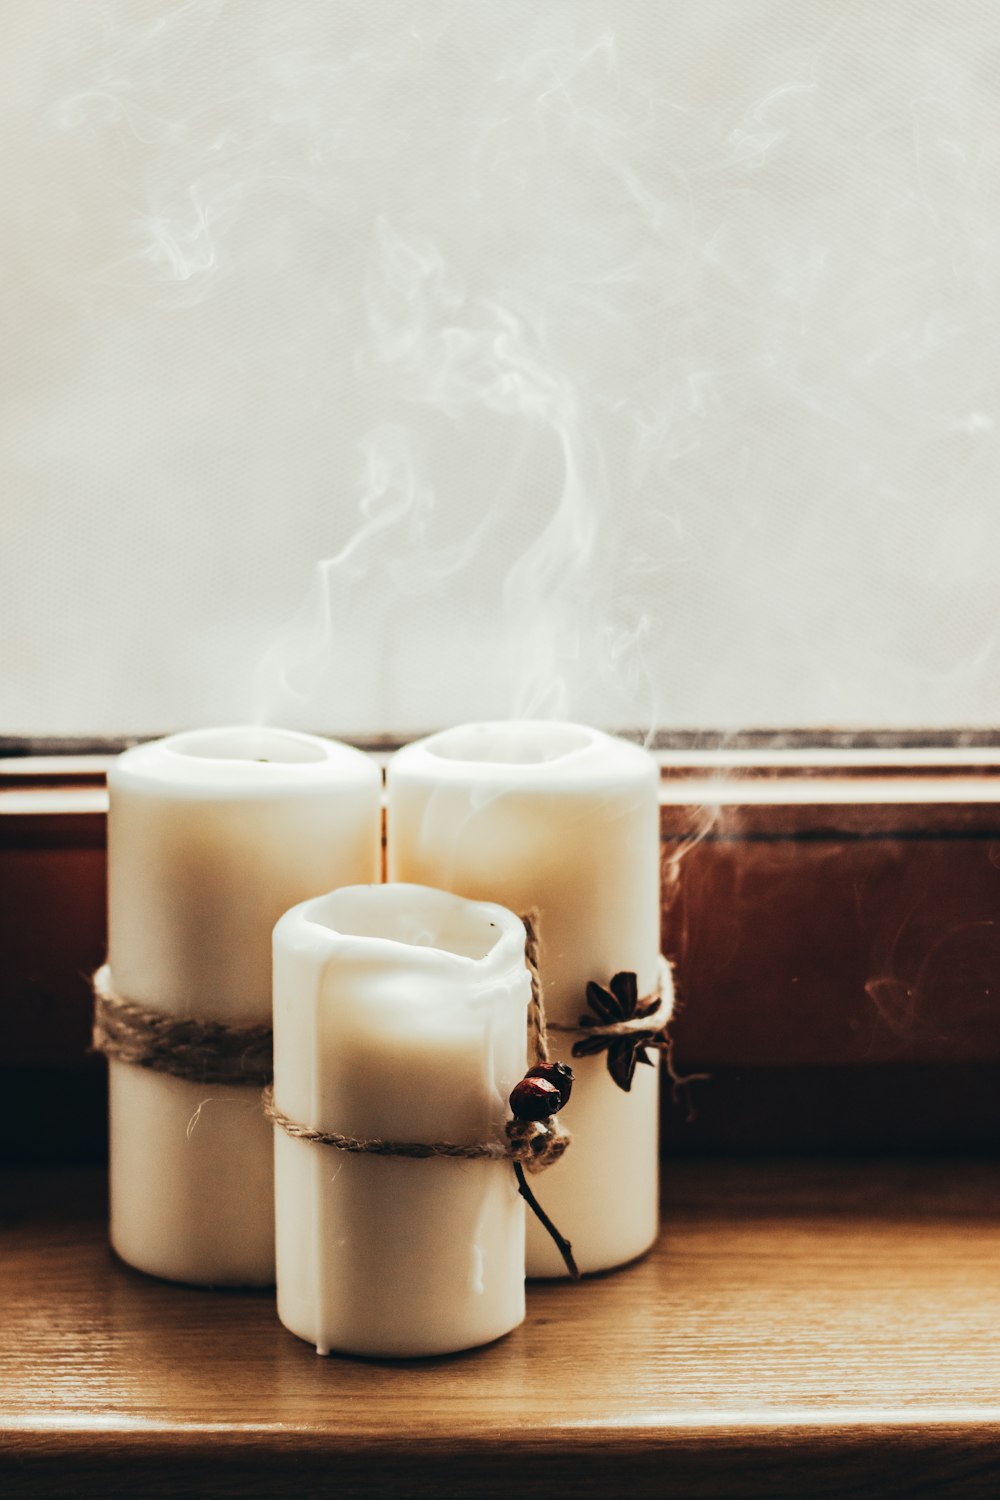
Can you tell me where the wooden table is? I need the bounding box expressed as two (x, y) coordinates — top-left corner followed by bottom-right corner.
(3, 1158), (999, 1498)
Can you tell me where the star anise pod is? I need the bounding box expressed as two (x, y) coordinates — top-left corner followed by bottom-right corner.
(571, 971), (662, 1092)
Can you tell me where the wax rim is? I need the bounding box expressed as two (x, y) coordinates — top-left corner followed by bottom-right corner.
(109, 725), (380, 790)
(419, 719), (596, 767)
(164, 725), (350, 764)
(388, 720), (658, 785)
(276, 882), (528, 979)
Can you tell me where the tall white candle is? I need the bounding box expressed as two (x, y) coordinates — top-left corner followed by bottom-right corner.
(106, 725), (381, 1286)
(387, 721), (662, 1277)
(272, 882), (529, 1358)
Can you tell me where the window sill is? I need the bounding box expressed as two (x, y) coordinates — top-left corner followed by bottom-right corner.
(4, 1158), (999, 1498)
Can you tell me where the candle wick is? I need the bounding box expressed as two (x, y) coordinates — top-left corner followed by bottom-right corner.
(512, 1161), (579, 1280)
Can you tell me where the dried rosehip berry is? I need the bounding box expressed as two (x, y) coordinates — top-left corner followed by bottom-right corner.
(525, 1061), (573, 1110)
(509, 1075), (562, 1121)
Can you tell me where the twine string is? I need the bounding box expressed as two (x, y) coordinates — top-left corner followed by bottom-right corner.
(521, 908), (549, 1064)
(548, 955), (675, 1040)
(91, 965), (272, 1087)
(262, 1085), (569, 1170)
(91, 939), (671, 1093)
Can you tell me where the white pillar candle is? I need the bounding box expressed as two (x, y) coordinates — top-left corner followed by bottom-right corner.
(272, 882), (530, 1358)
(386, 721), (662, 1278)
(106, 725), (381, 1286)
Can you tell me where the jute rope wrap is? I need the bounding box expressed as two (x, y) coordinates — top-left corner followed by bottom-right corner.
(521, 910), (550, 1062)
(262, 1086), (566, 1170)
(91, 965), (272, 1087)
(94, 917), (671, 1143)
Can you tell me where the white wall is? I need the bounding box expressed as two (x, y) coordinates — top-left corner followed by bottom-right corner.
(4, 0), (1000, 737)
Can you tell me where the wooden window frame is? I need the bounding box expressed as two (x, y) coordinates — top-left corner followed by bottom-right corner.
(5, 734), (1000, 1497)
(3, 731), (1000, 1162)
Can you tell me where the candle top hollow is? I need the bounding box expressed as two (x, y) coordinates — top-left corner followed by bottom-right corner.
(108, 725), (380, 795)
(388, 720), (657, 789)
(275, 882), (528, 982)
(170, 726), (329, 764)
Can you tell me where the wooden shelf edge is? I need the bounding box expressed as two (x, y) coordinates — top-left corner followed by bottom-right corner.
(4, 1159), (1000, 1498)
(6, 1420), (1000, 1500)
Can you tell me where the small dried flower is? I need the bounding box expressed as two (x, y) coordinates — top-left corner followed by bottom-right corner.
(572, 971), (665, 1092)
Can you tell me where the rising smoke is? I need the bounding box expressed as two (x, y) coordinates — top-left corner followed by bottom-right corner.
(7, 0), (1000, 735)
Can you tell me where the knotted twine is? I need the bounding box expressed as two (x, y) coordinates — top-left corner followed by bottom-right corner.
(523, 912), (674, 1050)
(262, 912), (569, 1175)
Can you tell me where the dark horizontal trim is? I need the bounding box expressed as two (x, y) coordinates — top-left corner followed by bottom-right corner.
(4, 727), (1000, 758)
(663, 827), (1000, 845)
(662, 1063), (1000, 1155)
(0, 736), (155, 759)
(7, 1061), (1000, 1166)
(655, 727), (1000, 751)
(8, 801), (999, 852)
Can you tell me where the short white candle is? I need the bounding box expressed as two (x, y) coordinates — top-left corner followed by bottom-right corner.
(387, 721), (661, 1277)
(106, 725), (381, 1286)
(272, 882), (530, 1358)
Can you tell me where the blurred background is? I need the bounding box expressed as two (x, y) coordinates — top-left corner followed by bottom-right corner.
(4, 0), (1000, 739)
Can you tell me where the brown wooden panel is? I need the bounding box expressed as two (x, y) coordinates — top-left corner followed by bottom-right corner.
(1, 1068), (106, 1166)
(5, 756), (1000, 1156)
(0, 847), (105, 1067)
(2, 1160), (1000, 1498)
(662, 1064), (1000, 1153)
(664, 824), (1000, 1069)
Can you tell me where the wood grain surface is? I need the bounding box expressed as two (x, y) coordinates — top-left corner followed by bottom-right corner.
(3, 1159), (1000, 1498)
